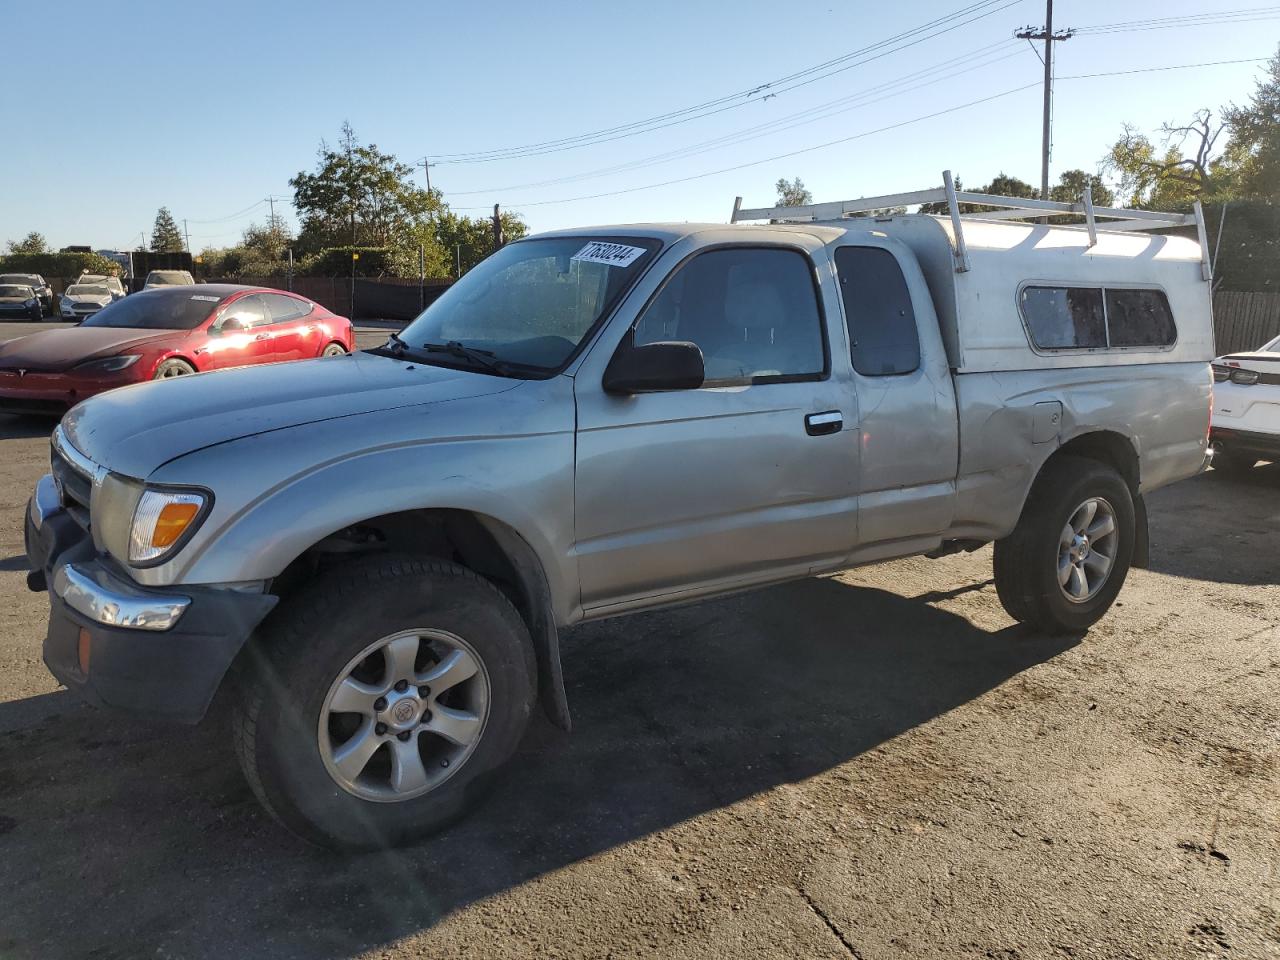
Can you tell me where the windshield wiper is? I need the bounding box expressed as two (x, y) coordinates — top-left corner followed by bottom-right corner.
(422, 341), (513, 376)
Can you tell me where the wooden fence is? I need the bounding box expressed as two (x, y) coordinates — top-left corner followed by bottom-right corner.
(1214, 290), (1280, 355)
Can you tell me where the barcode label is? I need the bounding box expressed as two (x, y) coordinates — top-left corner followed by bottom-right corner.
(570, 241), (646, 268)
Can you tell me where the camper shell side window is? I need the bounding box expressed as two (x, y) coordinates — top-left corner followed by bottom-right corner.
(1018, 283), (1177, 354)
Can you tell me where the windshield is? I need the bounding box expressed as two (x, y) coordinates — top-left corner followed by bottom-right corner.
(147, 271), (193, 285)
(0, 285), (32, 297)
(81, 289), (222, 329)
(0, 275), (37, 286)
(394, 236), (661, 373)
(1261, 333), (1280, 353)
(67, 285), (109, 296)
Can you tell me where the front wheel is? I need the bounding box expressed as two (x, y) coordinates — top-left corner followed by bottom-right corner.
(154, 358), (196, 379)
(233, 558), (536, 850)
(993, 456), (1135, 634)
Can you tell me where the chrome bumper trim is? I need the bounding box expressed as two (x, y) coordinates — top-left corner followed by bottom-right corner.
(30, 473), (62, 529)
(53, 563), (191, 632)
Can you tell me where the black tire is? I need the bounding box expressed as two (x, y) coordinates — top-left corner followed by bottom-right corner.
(993, 456), (1135, 634)
(1212, 449), (1257, 476)
(233, 557), (536, 850)
(154, 358), (196, 379)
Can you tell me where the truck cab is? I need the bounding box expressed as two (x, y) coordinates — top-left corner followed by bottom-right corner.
(25, 175), (1216, 849)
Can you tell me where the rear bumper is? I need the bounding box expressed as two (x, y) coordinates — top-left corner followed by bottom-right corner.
(1210, 427), (1280, 461)
(26, 475), (278, 724)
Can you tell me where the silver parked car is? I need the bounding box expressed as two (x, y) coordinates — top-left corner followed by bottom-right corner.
(143, 269), (195, 289)
(58, 283), (114, 320)
(25, 174), (1215, 850)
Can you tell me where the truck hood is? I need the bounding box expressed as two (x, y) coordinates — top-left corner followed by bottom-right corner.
(62, 350), (520, 479)
(0, 327), (178, 372)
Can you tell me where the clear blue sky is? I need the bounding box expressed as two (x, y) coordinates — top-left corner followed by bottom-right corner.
(3, 1), (1273, 251)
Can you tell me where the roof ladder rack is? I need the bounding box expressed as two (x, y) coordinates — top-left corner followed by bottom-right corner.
(730, 170), (1211, 279)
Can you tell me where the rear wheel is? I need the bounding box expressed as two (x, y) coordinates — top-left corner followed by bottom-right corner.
(994, 456), (1135, 634)
(321, 342), (347, 357)
(154, 358), (196, 379)
(233, 557), (536, 850)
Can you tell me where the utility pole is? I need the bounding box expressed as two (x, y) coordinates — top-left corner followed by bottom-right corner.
(492, 203), (504, 249)
(417, 158), (434, 193)
(1016, 0), (1073, 207)
(182, 219), (191, 252)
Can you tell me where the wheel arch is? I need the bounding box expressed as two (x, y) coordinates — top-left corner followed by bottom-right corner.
(1029, 429), (1148, 567)
(269, 507), (570, 732)
(1045, 430), (1140, 493)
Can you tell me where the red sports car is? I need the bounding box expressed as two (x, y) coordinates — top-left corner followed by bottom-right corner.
(0, 284), (353, 414)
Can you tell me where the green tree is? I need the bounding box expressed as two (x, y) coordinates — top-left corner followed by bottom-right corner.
(433, 209), (528, 276)
(1222, 46), (1280, 199)
(150, 207), (185, 253)
(775, 176), (812, 207)
(1102, 111), (1228, 208)
(1050, 169), (1115, 207)
(6, 231), (49, 255)
(291, 122), (445, 252)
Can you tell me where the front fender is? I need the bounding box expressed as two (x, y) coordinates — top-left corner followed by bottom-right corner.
(140, 398), (580, 626)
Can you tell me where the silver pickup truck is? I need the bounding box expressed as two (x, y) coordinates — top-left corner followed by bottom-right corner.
(25, 177), (1215, 849)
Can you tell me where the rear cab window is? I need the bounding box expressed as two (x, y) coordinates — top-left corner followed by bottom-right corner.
(1020, 284), (1175, 351)
(834, 246), (921, 376)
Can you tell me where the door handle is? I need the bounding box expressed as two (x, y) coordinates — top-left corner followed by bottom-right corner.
(805, 411), (843, 436)
(254, 333), (270, 341)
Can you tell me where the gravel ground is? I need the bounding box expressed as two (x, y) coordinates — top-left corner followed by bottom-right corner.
(0, 409), (1275, 959)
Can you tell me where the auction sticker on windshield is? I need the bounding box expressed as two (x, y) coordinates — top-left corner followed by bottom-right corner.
(571, 241), (646, 268)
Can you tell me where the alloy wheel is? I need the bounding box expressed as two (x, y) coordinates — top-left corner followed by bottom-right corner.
(317, 628), (491, 802)
(1057, 497), (1118, 603)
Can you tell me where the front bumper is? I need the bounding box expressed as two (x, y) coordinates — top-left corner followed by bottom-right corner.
(1210, 426), (1280, 461)
(0, 368), (137, 413)
(26, 474), (278, 724)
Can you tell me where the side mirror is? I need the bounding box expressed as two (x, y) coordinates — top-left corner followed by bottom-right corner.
(217, 316), (248, 333)
(603, 337), (705, 394)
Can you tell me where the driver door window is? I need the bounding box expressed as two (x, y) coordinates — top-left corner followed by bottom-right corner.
(634, 247), (826, 383)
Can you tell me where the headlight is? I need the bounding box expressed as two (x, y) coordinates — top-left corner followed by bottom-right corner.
(1212, 365), (1230, 382)
(1230, 368), (1260, 385)
(128, 488), (210, 564)
(74, 355), (140, 374)
(24, 298), (35, 307)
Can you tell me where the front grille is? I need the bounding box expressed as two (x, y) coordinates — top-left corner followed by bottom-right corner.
(50, 439), (93, 530)
(72, 303), (100, 312)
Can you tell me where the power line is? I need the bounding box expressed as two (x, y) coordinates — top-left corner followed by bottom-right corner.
(1074, 7), (1280, 34)
(434, 0), (1024, 163)
(452, 81), (1042, 210)
(184, 199), (270, 224)
(450, 54), (1267, 213)
(449, 40), (1026, 196)
(1057, 55), (1271, 81)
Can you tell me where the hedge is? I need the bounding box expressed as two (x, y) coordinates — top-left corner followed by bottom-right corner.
(0, 251), (120, 280)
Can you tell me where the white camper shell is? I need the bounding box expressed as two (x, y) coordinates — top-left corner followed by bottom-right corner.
(731, 172), (1215, 374)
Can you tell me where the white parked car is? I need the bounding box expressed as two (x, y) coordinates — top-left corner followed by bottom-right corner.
(73, 274), (127, 301)
(143, 269), (195, 289)
(1211, 333), (1280, 473)
(59, 283), (114, 320)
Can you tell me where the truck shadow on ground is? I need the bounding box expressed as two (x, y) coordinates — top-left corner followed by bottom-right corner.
(0, 576), (1077, 960)
(1146, 463), (1280, 585)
